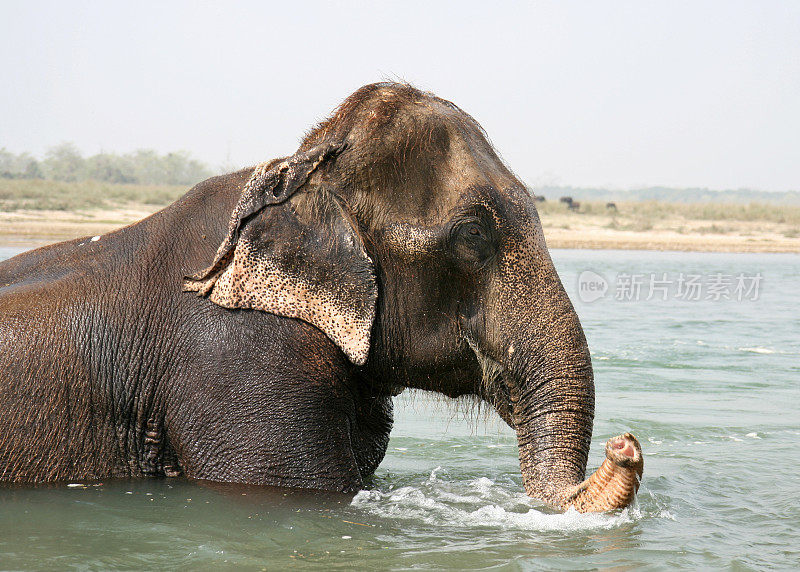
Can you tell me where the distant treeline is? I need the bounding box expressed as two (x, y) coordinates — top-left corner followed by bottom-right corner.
(0, 143), (213, 186)
(533, 185), (800, 205)
(4, 144), (798, 204)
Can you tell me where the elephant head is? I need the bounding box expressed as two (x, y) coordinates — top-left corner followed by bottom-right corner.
(184, 83), (641, 510)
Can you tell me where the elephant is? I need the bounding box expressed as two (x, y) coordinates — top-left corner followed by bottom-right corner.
(0, 83), (642, 512)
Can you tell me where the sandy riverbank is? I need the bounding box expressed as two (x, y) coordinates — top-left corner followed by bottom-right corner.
(0, 207), (157, 248)
(540, 211), (800, 252)
(0, 205), (798, 253)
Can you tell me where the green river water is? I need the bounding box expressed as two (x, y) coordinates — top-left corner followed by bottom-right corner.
(0, 246), (798, 570)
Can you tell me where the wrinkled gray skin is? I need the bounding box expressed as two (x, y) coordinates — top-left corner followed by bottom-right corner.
(0, 83), (597, 509)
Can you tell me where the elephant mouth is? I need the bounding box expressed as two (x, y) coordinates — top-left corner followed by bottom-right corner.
(464, 337), (515, 428)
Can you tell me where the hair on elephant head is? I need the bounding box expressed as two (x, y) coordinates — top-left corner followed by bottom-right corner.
(183, 141), (377, 365)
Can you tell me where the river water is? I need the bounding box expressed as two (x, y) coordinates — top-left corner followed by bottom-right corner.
(0, 246), (798, 569)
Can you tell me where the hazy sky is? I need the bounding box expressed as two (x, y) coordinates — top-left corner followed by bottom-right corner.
(2, 1), (798, 191)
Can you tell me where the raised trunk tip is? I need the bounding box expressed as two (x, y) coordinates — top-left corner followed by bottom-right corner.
(562, 432), (644, 513)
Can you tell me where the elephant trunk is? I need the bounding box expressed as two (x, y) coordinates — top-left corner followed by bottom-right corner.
(492, 273), (642, 512)
(508, 325), (595, 507)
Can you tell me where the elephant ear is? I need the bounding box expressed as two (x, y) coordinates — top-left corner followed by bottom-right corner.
(183, 142), (377, 366)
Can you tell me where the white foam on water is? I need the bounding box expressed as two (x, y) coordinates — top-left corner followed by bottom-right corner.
(352, 473), (646, 533)
(738, 346), (774, 354)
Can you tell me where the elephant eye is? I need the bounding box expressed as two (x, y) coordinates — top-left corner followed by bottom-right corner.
(451, 219), (494, 266)
(461, 221), (487, 242)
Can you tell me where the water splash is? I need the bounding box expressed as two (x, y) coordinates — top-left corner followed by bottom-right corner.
(352, 471), (663, 533)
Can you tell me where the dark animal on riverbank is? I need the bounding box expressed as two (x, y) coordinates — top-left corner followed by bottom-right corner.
(606, 202), (617, 211)
(0, 82), (641, 512)
(568, 201), (581, 212)
(559, 196), (573, 205)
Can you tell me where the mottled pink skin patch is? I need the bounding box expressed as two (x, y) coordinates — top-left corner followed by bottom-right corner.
(610, 436), (636, 458)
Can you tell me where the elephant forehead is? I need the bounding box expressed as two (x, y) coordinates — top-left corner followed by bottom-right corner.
(349, 108), (522, 225)
(438, 132), (520, 202)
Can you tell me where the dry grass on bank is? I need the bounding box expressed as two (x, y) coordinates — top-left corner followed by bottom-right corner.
(536, 199), (800, 229)
(536, 199), (800, 252)
(0, 179), (187, 212)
